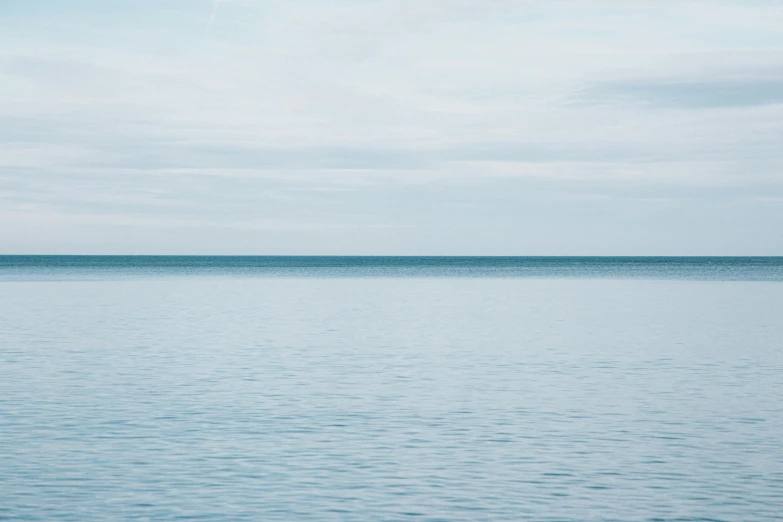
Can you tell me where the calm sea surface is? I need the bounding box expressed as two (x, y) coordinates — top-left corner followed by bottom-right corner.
(1, 257), (782, 521)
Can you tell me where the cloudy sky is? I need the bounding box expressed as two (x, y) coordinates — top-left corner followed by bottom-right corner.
(1, 0), (782, 254)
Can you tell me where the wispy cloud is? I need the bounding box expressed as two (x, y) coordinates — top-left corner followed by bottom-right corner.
(207, 0), (222, 29)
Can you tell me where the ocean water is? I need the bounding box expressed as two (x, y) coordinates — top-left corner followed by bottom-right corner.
(1, 257), (782, 521)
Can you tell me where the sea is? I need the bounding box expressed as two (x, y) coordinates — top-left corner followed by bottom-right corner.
(1, 256), (782, 521)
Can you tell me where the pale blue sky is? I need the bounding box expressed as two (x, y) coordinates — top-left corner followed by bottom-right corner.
(1, 0), (782, 254)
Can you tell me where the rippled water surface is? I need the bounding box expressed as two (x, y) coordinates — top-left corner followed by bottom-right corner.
(1, 258), (782, 520)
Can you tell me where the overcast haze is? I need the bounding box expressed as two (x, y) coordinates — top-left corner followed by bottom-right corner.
(1, 0), (782, 255)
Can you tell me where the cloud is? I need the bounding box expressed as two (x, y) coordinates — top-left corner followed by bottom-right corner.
(581, 78), (783, 109)
(207, 0), (220, 28)
(0, 0), (782, 253)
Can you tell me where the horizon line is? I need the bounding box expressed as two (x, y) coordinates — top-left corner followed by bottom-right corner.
(2, 255), (782, 259)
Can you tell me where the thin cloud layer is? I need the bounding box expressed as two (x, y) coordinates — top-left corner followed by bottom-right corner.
(0, 0), (782, 254)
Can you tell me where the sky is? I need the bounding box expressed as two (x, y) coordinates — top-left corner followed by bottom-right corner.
(1, 0), (782, 255)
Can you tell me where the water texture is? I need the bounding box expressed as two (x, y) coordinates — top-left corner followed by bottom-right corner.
(1, 258), (782, 520)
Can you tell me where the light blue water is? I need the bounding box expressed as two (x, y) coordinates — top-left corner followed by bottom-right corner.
(1, 258), (782, 520)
